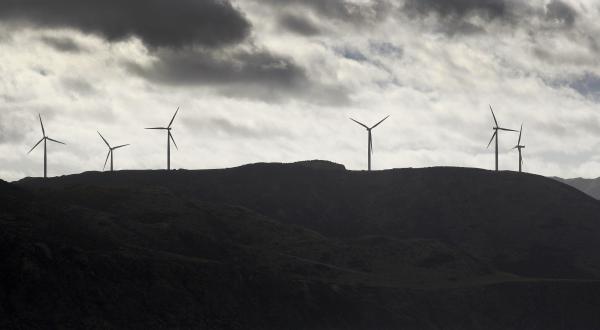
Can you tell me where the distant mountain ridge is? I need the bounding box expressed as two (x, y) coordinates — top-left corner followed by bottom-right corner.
(553, 176), (600, 200)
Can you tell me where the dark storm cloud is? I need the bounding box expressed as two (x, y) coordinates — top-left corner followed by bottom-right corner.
(127, 48), (306, 88)
(400, 0), (527, 35)
(126, 47), (349, 104)
(545, 0), (577, 26)
(0, 0), (251, 48)
(261, 0), (390, 24)
(278, 14), (321, 36)
(401, 0), (578, 35)
(403, 0), (510, 20)
(40, 36), (86, 53)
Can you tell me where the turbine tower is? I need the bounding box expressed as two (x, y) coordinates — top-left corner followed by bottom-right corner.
(145, 107), (180, 170)
(513, 124), (525, 173)
(27, 114), (66, 179)
(350, 115), (390, 171)
(487, 106), (517, 171)
(98, 131), (130, 172)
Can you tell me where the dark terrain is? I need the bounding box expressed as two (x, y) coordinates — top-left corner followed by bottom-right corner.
(555, 176), (600, 200)
(3, 160), (600, 329)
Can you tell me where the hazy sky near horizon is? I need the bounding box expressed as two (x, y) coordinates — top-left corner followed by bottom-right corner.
(2, 0), (600, 180)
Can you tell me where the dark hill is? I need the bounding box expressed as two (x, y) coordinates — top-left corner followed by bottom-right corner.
(5, 162), (600, 328)
(18, 163), (600, 279)
(554, 176), (600, 200)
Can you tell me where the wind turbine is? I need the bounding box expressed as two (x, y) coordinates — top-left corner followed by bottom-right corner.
(98, 131), (130, 172)
(513, 124), (525, 173)
(145, 107), (180, 170)
(350, 115), (390, 171)
(27, 114), (66, 179)
(487, 106), (517, 171)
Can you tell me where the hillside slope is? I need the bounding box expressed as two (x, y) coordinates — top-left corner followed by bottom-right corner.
(19, 163), (600, 279)
(6, 163), (600, 328)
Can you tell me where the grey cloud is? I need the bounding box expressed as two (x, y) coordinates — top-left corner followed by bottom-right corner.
(260, 0), (391, 24)
(40, 35), (87, 53)
(0, 0), (251, 48)
(400, 0), (524, 36)
(336, 47), (368, 62)
(531, 112), (600, 140)
(61, 77), (97, 96)
(279, 13), (321, 36)
(533, 43), (598, 67)
(403, 0), (510, 20)
(0, 111), (28, 145)
(184, 117), (293, 140)
(127, 48), (306, 88)
(566, 73), (600, 101)
(401, 0), (578, 35)
(546, 0), (577, 26)
(369, 41), (403, 58)
(126, 47), (349, 104)
(33, 67), (51, 77)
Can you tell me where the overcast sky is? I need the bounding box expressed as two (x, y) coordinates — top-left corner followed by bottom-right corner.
(2, 0), (600, 180)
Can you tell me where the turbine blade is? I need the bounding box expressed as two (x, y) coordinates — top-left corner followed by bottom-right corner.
(145, 127), (167, 130)
(369, 134), (373, 155)
(349, 118), (369, 129)
(103, 150), (111, 170)
(112, 144), (130, 150)
(168, 107), (180, 128)
(38, 114), (46, 136)
(518, 124), (523, 145)
(498, 128), (518, 132)
(97, 131), (111, 148)
(487, 132), (497, 149)
(28, 138), (44, 154)
(169, 132), (178, 150)
(489, 105), (498, 127)
(370, 115), (390, 129)
(46, 137), (66, 145)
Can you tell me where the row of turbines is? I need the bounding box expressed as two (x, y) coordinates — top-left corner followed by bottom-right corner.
(29, 108), (181, 178)
(27, 106), (525, 178)
(349, 105), (526, 173)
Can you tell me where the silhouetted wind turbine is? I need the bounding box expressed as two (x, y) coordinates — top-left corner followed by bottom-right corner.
(513, 124), (525, 173)
(487, 106), (517, 171)
(98, 131), (130, 172)
(27, 114), (66, 179)
(350, 115), (390, 171)
(145, 107), (180, 170)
